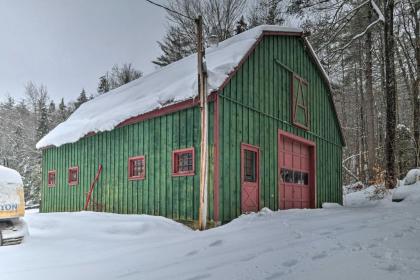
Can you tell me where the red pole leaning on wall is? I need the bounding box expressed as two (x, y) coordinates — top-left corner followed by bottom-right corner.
(84, 164), (103, 211)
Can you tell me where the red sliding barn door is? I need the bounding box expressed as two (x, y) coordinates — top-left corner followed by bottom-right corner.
(278, 130), (316, 210)
(241, 144), (260, 213)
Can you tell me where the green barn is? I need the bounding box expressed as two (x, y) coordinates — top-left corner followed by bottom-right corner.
(38, 25), (345, 226)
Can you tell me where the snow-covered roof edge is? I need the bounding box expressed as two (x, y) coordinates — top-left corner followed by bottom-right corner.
(36, 25), (345, 149)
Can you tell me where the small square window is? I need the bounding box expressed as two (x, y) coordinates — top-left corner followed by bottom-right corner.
(68, 167), (79, 186)
(172, 148), (195, 176)
(128, 156), (146, 180)
(48, 170), (56, 187)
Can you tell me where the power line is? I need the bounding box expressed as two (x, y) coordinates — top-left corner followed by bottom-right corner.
(144, 0), (195, 21)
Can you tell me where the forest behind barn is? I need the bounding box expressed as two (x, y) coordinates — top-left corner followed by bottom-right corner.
(0, 0), (418, 204)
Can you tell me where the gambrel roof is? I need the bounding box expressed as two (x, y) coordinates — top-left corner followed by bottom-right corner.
(37, 25), (344, 149)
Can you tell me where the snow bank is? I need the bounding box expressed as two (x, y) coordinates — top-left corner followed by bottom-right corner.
(36, 25), (304, 149)
(392, 183), (420, 202)
(343, 186), (391, 207)
(403, 168), (420, 185)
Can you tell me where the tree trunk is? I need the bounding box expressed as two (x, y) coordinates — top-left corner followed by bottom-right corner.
(384, 0), (397, 189)
(365, 5), (376, 184)
(357, 48), (367, 182)
(412, 2), (420, 166)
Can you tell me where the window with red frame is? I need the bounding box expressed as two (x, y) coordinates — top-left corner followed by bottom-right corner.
(48, 170), (56, 187)
(291, 74), (309, 129)
(128, 156), (146, 180)
(172, 148), (194, 176)
(68, 167), (79, 185)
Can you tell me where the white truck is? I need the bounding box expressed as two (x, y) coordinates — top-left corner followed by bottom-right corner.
(0, 165), (28, 246)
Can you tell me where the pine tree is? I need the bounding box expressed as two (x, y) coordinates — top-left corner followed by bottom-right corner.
(235, 16), (248, 34)
(97, 74), (110, 95)
(153, 26), (194, 66)
(57, 98), (68, 122)
(75, 88), (88, 109)
(36, 98), (49, 140)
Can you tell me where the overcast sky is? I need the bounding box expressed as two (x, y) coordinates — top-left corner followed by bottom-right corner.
(0, 0), (168, 102)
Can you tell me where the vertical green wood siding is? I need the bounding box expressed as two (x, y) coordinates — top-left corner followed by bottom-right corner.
(218, 35), (343, 222)
(41, 105), (216, 223)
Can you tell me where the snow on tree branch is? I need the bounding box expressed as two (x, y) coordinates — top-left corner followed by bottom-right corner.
(337, 0), (384, 52)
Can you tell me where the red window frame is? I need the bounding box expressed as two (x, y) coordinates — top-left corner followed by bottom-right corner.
(48, 170), (56, 187)
(291, 74), (309, 130)
(128, 156), (146, 180)
(68, 166), (79, 186)
(172, 147), (195, 176)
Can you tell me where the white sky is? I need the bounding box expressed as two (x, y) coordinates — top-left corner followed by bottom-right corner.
(0, 0), (168, 102)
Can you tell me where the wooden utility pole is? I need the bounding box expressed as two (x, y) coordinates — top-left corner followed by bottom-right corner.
(196, 15), (208, 230)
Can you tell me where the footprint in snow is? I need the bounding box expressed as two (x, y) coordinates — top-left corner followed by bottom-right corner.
(185, 250), (199, 256)
(209, 240), (223, 247)
(265, 271), (285, 280)
(282, 259), (298, 267)
(186, 273), (212, 280)
(380, 264), (400, 272)
(393, 231), (404, 238)
(240, 254), (257, 262)
(312, 251), (328, 260)
(351, 242), (364, 251)
(293, 231), (303, 239)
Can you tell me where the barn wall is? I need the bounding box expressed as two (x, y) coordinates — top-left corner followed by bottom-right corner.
(217, 35), (343, 222)
(41, 104), (216, 223)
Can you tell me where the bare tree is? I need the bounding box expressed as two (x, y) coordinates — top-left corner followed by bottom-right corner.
(153, 0), (247, 66)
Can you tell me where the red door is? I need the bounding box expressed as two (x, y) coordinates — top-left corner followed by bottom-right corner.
(241, 144), (260, 213)
(279, 131), (315, 209)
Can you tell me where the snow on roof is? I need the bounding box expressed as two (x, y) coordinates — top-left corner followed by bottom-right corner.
(0, 165), (23, 185)
(36, 25), (303, 149)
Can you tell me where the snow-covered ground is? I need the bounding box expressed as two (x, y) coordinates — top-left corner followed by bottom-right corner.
(1, 185), (420, 280)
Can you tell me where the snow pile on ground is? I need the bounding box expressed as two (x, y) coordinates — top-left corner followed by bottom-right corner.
(36, 25), (303, 149)
(391, 168), (420, 202)
(343, 181), (367, 195)
(343, 185), (390, 207)
(404, 168), (420, 185)
(393, 182), (420, 202)
(1, 188), (420, 279)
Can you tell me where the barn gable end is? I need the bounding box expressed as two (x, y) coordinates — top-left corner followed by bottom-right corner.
(216, 34), (343, 222)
